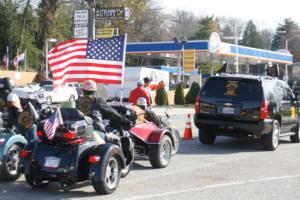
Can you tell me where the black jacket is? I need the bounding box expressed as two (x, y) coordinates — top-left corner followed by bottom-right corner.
(77, 96), (131, 131)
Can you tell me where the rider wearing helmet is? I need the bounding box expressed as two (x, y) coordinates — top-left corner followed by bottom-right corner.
(136, 97), (162, 127)
(4, 93), (38, 141)
(76, 80), (132, 139)
(0, 77), (14, 112)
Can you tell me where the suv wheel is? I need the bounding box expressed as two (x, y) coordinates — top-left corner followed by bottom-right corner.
(198, 128), (216, 145)
(262, 120), (280, 151)
(290, 119), (300, 143)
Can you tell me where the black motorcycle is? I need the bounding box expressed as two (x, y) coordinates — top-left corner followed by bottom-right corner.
(21, 107), (134, 194)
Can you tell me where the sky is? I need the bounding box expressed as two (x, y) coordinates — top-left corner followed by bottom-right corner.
(160, 0), (300, 30)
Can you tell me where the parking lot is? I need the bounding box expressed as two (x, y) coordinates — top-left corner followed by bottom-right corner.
(1, 112), (300, 200)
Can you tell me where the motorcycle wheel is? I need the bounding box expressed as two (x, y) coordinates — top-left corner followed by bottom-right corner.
(92, 155), (121, 194)
(0, 144), (21, 181)
(171, 130), (180, 156)
(121, 162), (133, 178)
(149, 135), (172, 168)
(25, 175), (49, 188)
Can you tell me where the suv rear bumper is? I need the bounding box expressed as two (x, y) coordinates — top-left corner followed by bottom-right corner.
(194, 114), (273, 137)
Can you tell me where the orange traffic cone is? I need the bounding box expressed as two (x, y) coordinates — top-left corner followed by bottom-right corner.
(183, 114), (193, 140)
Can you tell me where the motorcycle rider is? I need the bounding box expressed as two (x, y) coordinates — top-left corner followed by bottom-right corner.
(76, 80), (132, 142)
(0, 77), (13, 112)
(4, 93), (38, 142)
(136, 97), (163, 127)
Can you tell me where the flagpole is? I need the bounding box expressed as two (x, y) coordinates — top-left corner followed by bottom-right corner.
(6, 46), (9, 71)
(16, 48), (19, 71)
(120, 34), (127, 104)
(24, 49), (27, 72)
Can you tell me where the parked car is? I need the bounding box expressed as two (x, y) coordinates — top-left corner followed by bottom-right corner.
(39, 80), (53, 87)
(65, 82), (83, 96)
(12, 84), (41, 99)
(194, 74), (300, 151)
(36, 85), (78, 104)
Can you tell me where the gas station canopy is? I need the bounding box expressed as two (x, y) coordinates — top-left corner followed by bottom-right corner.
(126, 39), (293, 65)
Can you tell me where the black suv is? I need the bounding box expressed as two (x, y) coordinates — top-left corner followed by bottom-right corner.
(194, 74), (300, 150)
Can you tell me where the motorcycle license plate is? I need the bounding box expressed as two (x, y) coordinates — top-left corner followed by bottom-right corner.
(44, 156), (61, 168)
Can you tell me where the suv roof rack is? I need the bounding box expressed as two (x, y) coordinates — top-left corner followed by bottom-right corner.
(215, 73), (278, 81)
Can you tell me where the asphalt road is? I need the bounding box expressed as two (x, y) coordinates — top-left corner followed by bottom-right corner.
(1, 114), (300, 200)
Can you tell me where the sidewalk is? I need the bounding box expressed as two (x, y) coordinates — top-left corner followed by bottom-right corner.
(152, 106), (194, 117)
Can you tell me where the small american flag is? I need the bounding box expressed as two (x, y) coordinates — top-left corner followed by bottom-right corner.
(44, 109), (63, 140)
(48, 36), (126, 86)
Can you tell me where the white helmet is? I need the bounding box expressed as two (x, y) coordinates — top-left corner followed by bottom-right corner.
(137, 97), (147, 107)
(7, 93), (20, 104)
(137, 80), (144, 86)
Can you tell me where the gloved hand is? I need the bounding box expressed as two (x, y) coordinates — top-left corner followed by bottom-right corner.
(106, 132), (119, 143)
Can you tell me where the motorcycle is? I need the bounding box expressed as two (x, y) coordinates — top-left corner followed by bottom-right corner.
(21, 106), (134, 194)
(161, 107), (180, 155)
(0, 126), (27, 181)
(111, 103), (178, 169)
(0, 78), (34, 181)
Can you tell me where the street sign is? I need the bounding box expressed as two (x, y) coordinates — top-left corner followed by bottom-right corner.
(74, 9), (89, 24)
(74, 27), (88, 39)
(95, 7), (130, 20)
(73, 9), (90, 39)
(96, 28), (115, 38)
(183, 49), (195, 72)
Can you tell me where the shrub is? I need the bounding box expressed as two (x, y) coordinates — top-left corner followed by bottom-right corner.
(185, 82), (201, 104)
(174, 83), (185, 105)
(32, 72), (47, 83)
(155, 87), (168, 106)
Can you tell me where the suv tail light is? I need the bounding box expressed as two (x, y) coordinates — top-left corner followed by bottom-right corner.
(63, 132), (77, 139)
(195, 96), (201, 113)
(260, 101), (269, 120)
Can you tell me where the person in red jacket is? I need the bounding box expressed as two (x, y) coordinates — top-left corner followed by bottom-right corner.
(128, 80), (151, 106)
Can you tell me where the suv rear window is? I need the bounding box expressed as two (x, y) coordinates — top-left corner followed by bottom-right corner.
(201, 77), (263, 101)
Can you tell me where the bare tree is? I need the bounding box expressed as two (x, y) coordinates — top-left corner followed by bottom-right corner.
(166, 9), (198, 39)
(260, 28), (274, 50)
(217, 16), (245, 41)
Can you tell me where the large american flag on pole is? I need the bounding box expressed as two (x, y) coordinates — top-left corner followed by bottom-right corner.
(44, 109), (63, 140)
(48, 36), (126, 86)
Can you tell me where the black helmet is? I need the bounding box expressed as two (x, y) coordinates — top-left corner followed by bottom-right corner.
(0, 77), (14, 92)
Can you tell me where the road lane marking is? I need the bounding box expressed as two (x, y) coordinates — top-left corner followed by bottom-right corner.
(121, 174), (300, 200)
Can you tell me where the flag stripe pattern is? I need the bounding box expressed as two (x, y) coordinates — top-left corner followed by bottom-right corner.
(44, 110), (63, 140)
(48, 36), (126, 86)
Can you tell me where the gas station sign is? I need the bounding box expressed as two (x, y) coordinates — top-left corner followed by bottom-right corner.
(183, 49), (195, 72)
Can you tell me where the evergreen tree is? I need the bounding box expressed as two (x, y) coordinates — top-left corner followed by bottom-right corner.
(155, 87), (169, 106)
(241, 20), (263, 48)
(190, 16), (219, 40)
(271, 18), (299, 50)
(185, 82), (201, 104)
(174, 83), (185, 105)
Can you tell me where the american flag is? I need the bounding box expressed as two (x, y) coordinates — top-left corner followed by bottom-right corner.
(48, 36), (126, 86)
(44, 109), (63, 140)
